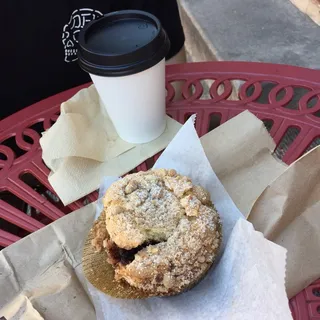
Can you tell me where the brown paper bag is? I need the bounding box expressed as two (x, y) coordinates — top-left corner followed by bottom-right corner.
(248, 146), (320, 298)
(201, 111), (287, 216)
(1, 111), (318, 318)
(0, 204), (97, 319)
(0, 295), (44, 320)
(289, 0), (320, 25)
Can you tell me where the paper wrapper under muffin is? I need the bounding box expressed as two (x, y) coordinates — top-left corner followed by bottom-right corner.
(83, 211), (148, 299)
(82, 210), (222, 299)
(80, 115), (291, 319)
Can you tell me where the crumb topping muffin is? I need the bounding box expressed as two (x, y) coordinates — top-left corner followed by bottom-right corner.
(92, 169), (222, 295)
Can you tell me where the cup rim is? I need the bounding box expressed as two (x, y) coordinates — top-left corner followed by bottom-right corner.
(77, 10), (171, 77)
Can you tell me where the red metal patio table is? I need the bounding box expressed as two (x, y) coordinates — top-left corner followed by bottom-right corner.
(1, 61), (320, 319)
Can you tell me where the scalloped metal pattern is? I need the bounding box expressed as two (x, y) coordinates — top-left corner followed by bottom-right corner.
(0, 62), (320, 319)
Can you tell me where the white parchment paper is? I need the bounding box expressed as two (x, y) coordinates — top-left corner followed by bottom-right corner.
(87, 116), (292, 320)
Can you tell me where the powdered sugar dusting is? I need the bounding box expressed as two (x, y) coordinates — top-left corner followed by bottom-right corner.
(101, 169), (222, 294)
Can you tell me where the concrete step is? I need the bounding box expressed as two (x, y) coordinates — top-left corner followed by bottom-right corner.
(178, 0), (320, 152)
(179, 0), (320, 68)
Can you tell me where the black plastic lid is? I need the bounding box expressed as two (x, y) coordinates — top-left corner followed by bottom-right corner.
(77, 10), (170, 77)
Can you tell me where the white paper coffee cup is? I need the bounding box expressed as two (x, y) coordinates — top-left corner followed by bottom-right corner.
(77, 10), (170, 144)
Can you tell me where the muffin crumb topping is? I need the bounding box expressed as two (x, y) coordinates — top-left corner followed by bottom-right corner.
(92, 169), (222, 295)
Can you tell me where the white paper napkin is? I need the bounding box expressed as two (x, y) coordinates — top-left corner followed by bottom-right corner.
(39, 85), (182, 205)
